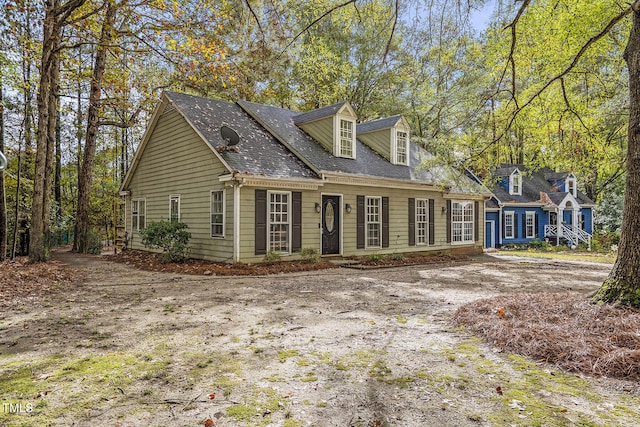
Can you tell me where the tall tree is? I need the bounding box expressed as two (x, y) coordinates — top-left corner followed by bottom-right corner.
(30, 0), (88, 262)
(74, 0), (116, 253)
(0, 79), (7, 261)
(593, 0), (640, 306)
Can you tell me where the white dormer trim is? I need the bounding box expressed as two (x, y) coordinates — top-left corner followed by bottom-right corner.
(333, 104), (357, 159)
(566, 173), (577, 196)
(509, 169), (522, 196)
(391, 118), (410, 165)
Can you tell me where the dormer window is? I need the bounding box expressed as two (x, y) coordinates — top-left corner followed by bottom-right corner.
(566, 175), (576, 196)
(339, 119), (355, 158)
(509, 169), (522, 195)
(395, 130), (408, 165)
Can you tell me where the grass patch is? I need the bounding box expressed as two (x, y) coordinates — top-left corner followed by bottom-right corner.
(498, 250), (615, 264)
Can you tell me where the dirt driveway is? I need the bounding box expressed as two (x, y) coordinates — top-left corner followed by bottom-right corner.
(2, 252), (639, 426)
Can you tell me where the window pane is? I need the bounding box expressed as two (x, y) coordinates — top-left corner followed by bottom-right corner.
(416, 199), (427, 244)
(366, 197), (381, 247)
(269, 192), (290, 252)
(340, 119), (353, 157)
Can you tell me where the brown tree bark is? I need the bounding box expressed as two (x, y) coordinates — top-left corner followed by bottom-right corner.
(593, 2), (640, 307)
(30, 0), (87, 262)
(0, 83), (7, 261)
(74, 0), (116, 253)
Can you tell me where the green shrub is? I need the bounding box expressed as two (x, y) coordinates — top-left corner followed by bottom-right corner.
(87, 231), (102, 255)
(139, 220), (191, 262)
(367, 253), (384, 263)
(300, 248), (320, 263)
(263, 251), (281, 263)
(390, 253), (405, 261)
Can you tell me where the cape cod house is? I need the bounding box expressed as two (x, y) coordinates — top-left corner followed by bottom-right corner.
(481, 164), (594, 249)
(120, 91), (489, 263)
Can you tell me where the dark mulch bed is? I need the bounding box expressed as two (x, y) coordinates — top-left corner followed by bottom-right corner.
(453, 292), (640, 380)
(106, 250), (469, 275)
(105, 250), (340, 275)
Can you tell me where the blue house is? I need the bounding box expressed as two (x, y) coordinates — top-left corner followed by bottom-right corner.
(482, 164), (594, 249)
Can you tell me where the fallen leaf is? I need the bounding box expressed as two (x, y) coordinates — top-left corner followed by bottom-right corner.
(208, 393), (215, 400)
(496, 307), (506, 318)
(496, 386), (503, 395)
(204, 419), (214, 427)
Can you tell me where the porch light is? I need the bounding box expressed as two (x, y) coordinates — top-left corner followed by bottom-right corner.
(314, 202), (321, 213)
(345, 203), (352, 214)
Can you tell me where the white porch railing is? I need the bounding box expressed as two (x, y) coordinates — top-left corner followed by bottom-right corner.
(544, 224), (592, 250)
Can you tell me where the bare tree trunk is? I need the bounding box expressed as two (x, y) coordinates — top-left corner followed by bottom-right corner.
(74, 1), (116, 253)
(0, 83), (7, 261)
(593, 4), (640, 307)
(30, 2), (59, 263)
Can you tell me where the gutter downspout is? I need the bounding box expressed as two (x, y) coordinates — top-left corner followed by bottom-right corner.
(233, 177), (244, 263)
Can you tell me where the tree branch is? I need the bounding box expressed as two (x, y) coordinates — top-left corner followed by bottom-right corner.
(382, 0), (399, 65)
(277, 0), (357, 59)
(243, 0), (264, 40)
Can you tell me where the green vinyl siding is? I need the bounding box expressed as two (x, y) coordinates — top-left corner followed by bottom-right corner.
(126, 105), (234, 261)
(296, 117), (334, 153)
(357, 129), (392, 161)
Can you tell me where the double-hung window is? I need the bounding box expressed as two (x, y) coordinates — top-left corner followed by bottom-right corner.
(396, 131), (408, 165)
(416, 199), (428, 245)
(452, 201), (474, 244)
(510, 170), (522, 195)
(132, 199), (146, 231)
(505, 211), (515, 239)
(269, 191), (290, 253)
(170, 195), (180, 222)
(339, 119), (354, 158)
(366, 196), (381, 248)
(210, 190), (225, 238)
(525, 211), (536, 239)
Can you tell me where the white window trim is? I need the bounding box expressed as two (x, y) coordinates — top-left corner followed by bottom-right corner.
(525, 211), (536, 239)
(504, 211), (515, 239)
(509, 170), (522, 195)
(170, 194), (181, 222)
(210, 189), (225, 238)
(335, 115), (356, 159)
(566, 176), (577, 196)
(393, 128), (409, 165)
(451, 200), (474, 245)
(365, 196), (382, 249)
(131, 198), (146, 231)
(415, 198), (428, 245)
(268, 190), (291, 254)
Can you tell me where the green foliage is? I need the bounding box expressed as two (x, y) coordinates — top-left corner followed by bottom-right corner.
(300, 247), (320, 263)
(139, 221), (191, 263)
(367, 253), (384, 263)
(263, 251), (281, 263)
(591, 230), (621, 253)
(87, 231), (102, 255)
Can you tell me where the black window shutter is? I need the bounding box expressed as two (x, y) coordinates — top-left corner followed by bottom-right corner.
(535, 213), (539, 237)
(408, 198), (415, 246)
(292, 192), (302, 252)
(446, 200), (452, 243)
(474, 201), (480, 242)
(357, 195), (365, 249)
(255, 189), (267, 255)
(502, 213), (506, 238)
(514, 213), (519, 239)
(382, 196), (389, 248)
(522, 213), (527, 238)
(428, 199), (435, 245)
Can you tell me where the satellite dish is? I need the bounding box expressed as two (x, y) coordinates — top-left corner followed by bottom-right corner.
(220, 125), (240, 146)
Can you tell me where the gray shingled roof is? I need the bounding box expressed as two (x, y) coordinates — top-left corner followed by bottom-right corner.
(488, 163), (594, 206)
(165, 92), (317, 179)
(238, 100), (485, 192)
(292, 101), (348, 125)
(356, 115), (402, 134)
